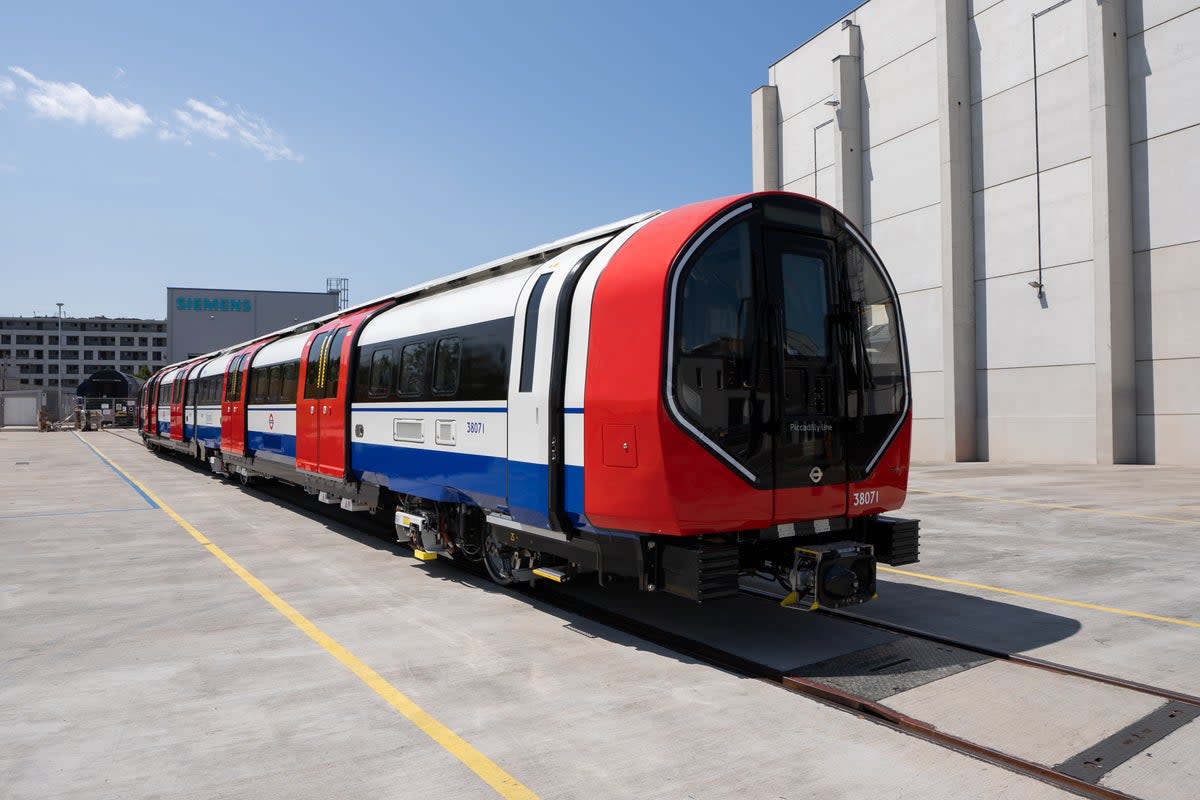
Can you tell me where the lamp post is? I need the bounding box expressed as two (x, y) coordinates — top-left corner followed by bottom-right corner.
(56, 303), (64, 419)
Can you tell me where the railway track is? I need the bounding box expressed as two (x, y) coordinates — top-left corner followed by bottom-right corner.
(106, 427), (1197, 800)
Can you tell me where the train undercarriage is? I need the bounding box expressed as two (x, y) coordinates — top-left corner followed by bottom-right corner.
(153, 435), (918, 609)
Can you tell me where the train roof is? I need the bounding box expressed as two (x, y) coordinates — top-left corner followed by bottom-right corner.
(154, 209), (659, 373)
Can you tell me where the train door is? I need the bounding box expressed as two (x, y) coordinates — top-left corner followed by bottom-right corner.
(506, 266), (556, 525)
(220, 341), (277, 456)
(762, 227), (848, 520)
(142, 378), (155, 435)
(296, 305), (387, 478)
(220, 351), (250, 455)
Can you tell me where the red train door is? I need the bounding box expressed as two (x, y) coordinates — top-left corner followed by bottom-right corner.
(169, 371), (185, 440)
(220, 349), (251, 455)
(296, 304), (388, 478)
(221, 341), (273, 456)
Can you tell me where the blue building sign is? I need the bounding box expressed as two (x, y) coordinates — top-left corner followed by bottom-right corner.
(176, 297), (253, 312)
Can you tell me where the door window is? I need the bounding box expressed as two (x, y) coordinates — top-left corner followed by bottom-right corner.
(780, 253), (830, 360)
(519, 274), (552, 392)
(304, 333), (329, 399)
(323, 327), (349, 398)
(224, 356), (244, 402)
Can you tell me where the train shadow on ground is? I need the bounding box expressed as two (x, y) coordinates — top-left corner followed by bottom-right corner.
(246, 476), (1083, 682)
(130, 437), (1083, 686)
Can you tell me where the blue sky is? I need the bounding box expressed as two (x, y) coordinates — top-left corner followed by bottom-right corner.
(0, 1), (858, 319)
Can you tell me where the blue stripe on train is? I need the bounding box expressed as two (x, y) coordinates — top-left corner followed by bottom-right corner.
(196, 424), (221, 449)
(247, 430), (297, 458)
(183, 424), (222, 447)
(350, 442), (584, 525)
(156, 421), (169, 435)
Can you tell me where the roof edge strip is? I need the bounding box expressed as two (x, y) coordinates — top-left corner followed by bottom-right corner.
(156, 210), (660, 370)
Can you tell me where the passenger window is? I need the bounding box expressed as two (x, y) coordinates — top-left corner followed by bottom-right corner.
(433, 337), (461, 396)
(368, 348), (394, 398)
(281, 360), (299, 402)
(519, 273), (552, 392)
(268, 365), (283, 403)
(304, 333), (329, 399)
(398, 342), (429, 398)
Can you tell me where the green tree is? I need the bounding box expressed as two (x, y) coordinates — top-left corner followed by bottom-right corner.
(135, 365), (152, 380)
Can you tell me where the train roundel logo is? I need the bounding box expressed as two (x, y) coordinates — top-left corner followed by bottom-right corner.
(268, 413), (275, 430)
(809, 466), (823, 484)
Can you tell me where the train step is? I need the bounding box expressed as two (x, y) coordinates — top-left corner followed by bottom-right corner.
(531, 566), (571, 583)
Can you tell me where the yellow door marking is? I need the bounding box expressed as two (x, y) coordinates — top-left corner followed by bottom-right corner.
(908, 487), (1200, 526)
(75, 434), (539, 800)
(878, 566), (1200, 629)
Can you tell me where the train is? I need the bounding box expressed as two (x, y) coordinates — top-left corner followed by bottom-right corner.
(139, 191), (919, 608)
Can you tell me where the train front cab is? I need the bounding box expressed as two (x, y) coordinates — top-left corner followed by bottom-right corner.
(580, 193), (919, 607)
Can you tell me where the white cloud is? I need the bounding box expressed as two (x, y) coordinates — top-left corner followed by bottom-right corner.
(8, 66), (152, 139)
(172, 97), (302, 162)
(5, 65), (302, 162)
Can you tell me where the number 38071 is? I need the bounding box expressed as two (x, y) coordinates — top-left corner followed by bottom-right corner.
(852, 489), (880, 507)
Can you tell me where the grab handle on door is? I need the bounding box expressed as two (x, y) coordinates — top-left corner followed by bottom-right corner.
(322, 405), (328, 415)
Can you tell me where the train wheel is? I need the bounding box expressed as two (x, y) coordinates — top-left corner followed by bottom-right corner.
(482, 531), (517, 586)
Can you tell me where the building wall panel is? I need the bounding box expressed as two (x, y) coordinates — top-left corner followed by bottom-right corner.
(911, 369), (946, 421)
(780, 108), (837, 186)
(1133, 240), (1200, 361)
(971, 81), (1036, 190)
(1032, 0), (1087, 74)
(1137, 414), (1200, 464)
(862, 42), (939, 147)
(1037, 158), (1093, 268)
(867, 203), (942, 294)
(863, 122), (941, 223)
(1135, 357), (1200, 415)
(1128, 9), (1200, 143)
(909, 418), (944, 463)
(1035, 57), (1091, 170)
(1131, 123), (1200, 252)
(1127, 0), (1196, 35)
(973, 175), (1038, 279)
(975, 260), (1095, 369)
(771, 33), (845, 121)
(978, 363), (1097, 462)
(857, 0), (938, 74)
(898, 287), (943, 374)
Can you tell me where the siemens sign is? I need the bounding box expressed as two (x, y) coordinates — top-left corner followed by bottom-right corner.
(176, 297), (253, 312)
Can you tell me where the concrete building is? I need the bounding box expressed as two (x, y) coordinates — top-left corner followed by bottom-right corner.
(752, 0), (1198, 465)
(0, 315), (167, 390)
(167, 287), (340, 363)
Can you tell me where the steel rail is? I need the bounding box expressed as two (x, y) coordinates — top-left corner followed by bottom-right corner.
(739, 584), (1200, 709)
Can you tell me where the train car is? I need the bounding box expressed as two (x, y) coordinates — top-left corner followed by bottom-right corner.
(142, 192), (919, 608)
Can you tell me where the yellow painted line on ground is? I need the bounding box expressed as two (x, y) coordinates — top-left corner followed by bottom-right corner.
(73, 433), (539, 800)
(879, 565), (1200, 630)
(908, 487), (1200, 526)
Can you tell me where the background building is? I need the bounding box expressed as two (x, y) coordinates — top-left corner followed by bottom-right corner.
(752, 0), (1197, 465)
(167, 287), (340, 363)
(0, 315), (166, 390)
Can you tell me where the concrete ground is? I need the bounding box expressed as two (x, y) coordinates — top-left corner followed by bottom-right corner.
(1, 428), (1197, 799)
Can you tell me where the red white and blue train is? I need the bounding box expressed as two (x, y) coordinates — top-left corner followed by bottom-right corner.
(140, 192), (919, 607)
